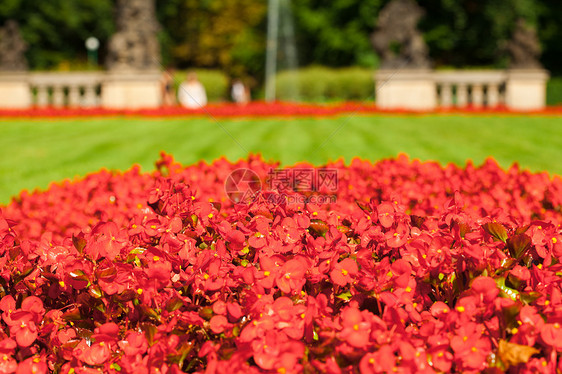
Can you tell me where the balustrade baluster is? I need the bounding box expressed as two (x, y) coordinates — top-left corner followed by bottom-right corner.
(53, 85), (65, 107)
(487, 84), (500, 108)
(68, 85), (80, 107)
(83, 85), (97, 107)
(36, 85), (49, 107)
(440, 83), (453, 107)
(472, 84), (483, 108)
(456, 84), (468, 107)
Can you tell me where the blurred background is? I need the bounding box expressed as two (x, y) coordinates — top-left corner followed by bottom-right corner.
(1, 0), (561, 104)
(1, 0), (562, 204)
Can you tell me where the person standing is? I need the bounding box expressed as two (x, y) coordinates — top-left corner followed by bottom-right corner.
(231, 79), (250, 105)
(160, 69), (176, 106)
(178, 72), (207, 109)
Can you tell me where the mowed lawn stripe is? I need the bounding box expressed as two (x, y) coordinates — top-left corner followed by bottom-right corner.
(1, 114), (562, 204)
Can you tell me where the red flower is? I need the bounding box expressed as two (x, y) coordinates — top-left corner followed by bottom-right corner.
(385, 222), (409, 248)
(210, 315), (230, 334)
(252, 330), (304, 372)
(330, 258), (358, 286)
(540, 322), (562, 350)
(15, 356), (47, 374)
(0, 339), (17, 373)
(377, 202), (396, 228)
(9, 312), (38, 347)
(450, 322), (491, 370)
(339, 306), (371, 348)
(91, 221), (129, 260)
(118, 332), (148, 356)
(276, 257), (308, 294)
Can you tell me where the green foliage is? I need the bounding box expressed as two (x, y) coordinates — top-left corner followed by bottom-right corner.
(1, 0), (561, 78)
(0, 0), (114, 70)
(174, 69), (229, 102)
(292, 0), (381, 68)
(547, 77), (562, 106)
(157, 0), (266, 79)
(275, 66), (373, 102)
(537, 0), (562, 75)
(419, 0), (555, 71)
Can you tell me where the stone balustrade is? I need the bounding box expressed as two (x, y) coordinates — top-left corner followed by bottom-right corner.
(29, 72), (104, 108)
(0, 69), (550, 111)
(434, 70), (507, 108)
(0, 71), (161, 109)
(375, 68), (549, 111)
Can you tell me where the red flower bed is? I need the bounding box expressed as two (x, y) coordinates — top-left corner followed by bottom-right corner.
(0, 102), (561, 118)
(2, 153), (562, 373)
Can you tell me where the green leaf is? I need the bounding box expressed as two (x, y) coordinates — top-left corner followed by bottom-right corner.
(165, 297), (184, 313)
(72, 235), (86, 254)
(139, 305), (161, 322)
(483, 222), (508, 242)
(69, 269), (89, 282)
(198, 306), (213, 320)
(506, 234), (531, 259)
(514, 225), (530, 235)
(498, 340), (539, 369)
(495, 277), (520, 301)
(140, 323), (157, 345)
(355, 201), (372, 213)
(89, 285), (103, 299)
(129, 247), (146, 255)
(336, 290), (352, 300)
(95, 266), (116, 279)
(520, 291), (541, 305)
(309, 219), (329, 237)
(62, 308), (82, 321)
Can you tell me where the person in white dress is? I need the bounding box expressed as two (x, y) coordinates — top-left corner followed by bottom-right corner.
(178, 72), (207, 109)
(231, 79), (250, 105)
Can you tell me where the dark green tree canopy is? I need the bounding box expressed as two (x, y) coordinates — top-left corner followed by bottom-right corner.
(0, 0), (560, 75)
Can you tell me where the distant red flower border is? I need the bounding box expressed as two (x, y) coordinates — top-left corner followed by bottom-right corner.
(0, 102), (561, 118)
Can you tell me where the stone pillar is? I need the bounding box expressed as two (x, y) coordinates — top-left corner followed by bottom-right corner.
(0, 73), (31, 108)
(101, 71), (161, 109)
(0, 20), (30, 109)
(487, 84), (500, 108)
(505, 69), (549, 111)
(375, 69), (436, 111)
(440, 83), (453, 108)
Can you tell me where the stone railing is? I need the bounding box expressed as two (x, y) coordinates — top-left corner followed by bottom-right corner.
(434, 70), (507, 108)
(29, 72), (104, 107)
(0, 71), (162, 109)
(375, 68), (549, 111)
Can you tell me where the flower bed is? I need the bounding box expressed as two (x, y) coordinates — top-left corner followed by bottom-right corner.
(0, 102), (561, 118)
(2, 153), (562, 373)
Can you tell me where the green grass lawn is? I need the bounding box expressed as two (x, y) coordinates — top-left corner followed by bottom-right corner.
(1, 114), (562, 204)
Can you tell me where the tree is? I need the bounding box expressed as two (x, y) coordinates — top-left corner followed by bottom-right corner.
(419, 0), (546, 69)
(0, 0), (114, 70)
(292, 0), (382, 68)
(157, 0), (267, 79)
